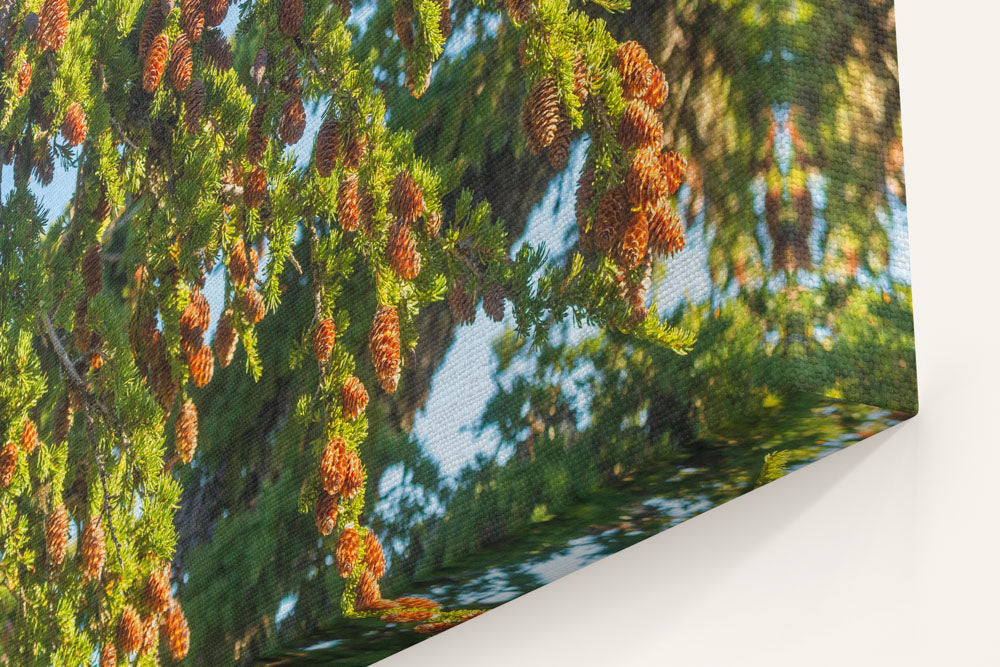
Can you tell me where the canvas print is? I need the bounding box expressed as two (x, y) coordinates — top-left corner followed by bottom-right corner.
(0, 0), (915, 665)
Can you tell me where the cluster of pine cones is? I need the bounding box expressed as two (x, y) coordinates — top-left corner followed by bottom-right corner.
(520, 56), (586, 170)
(107, 567), (189, 664)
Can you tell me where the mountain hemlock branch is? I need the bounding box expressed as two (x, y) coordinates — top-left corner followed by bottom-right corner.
(0, 0), (691, 662)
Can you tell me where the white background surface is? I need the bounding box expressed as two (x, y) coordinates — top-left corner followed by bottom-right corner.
(380, 2), (1000, 665)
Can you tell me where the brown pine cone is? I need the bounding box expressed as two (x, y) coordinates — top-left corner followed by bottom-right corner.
(363, 531), (386, 578)
(36, 0), (68, 51)
(16, 60), (32, 98)
(547, 112), (571, 169)
(617, 208), (649, 270)
(448, 276), (475, 324)
(53, 393), (73, 444)
(660, 150), (687, 196)
(393, 0), (414, 50)
(643, 67), (668, 110)
(204, 28), (232, 71)
(504, 0), (531, 23)
(214, 310), (238, 368)
(482, 286), (505, 322)
(188, 345), (214, 387)
(278, 94), (305, 145)
(179, 289), (210, 344)
(247, 103), (268, 165)
(61, 102), (87, 146)
(82, 243), (102, 299)
(80, 519), (106, 582)
(369, 305), (401, 394)
(149, 332), (178, 411)
(0, 442), (17, 487)
(337, 172), (360, 231)
(341, 449), (363, 498)
(388, 170), (425, 224)
(312, 317), (336, 365)
(437, 0), (452, 38)
(414, 621), (458, 634)
(99, 644), (117, 667)
(343, 129), (368, 169)
(626, 146), (664, 208)
(46, 503), (69, 567)
(523, 76), (560, 154)
(358, 188), (377, 237)
(314, 116), (340, 177)
(355, 569), (381, 610)
(387, 219), (421, 281)
(614, 41), (653, 99)
(145, 564), (172, 614)
(228, 237), (250, 286)
(138, 1), (165, 62)
(204, 0), (228, 26)
(396, 596), (439, 609)
(33, 145), (55, 186)
(180, 0), (204, 43)
(314, 491), (338, 536)
(183, 78), (205, 133)
(175, 398), (198, 463)
(95, 188), (111, 223)
(143, 33), (169, 93)
(278, 0), (303, 36)
(244, 166), (267, 209)
(21, 419), (38, 454)
(595, 187), (627, 252)
(576, 163), (595, 250)
(117, 605), (143, 655)
(139, 614), (158, 656)
(573, 53), (589, 103)
(618, 99), (663, 151)
(340, 376), (368, 420)
(319, 437), (346, 494)
(241, 288), (265, 324)
(335, 526), (360, 577)
(251, 47), (268, 87)
(382, 608), (434, 623)
(424, 211), (441, 238)
(164, 601), (190, 660)
(169, 32), (193, 91)
(647, 198), (684, 257)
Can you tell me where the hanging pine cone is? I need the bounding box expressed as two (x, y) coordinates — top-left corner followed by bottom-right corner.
(319, 437), (346, 494)
(341, 449), (363, 498)
(337, 172), (360, 231)
(204, 0), (228, 26)
(335, 526), (359, 577)
(396, 596), (439, 609)
(595, 187), (627, 252)
(523, 76), (560, 154)
(0, 442), (16, 488)
(369, 305), (401, 394)
(16, 60), (32, 98)
(99, 644), (116, 667)
(117, 605), (143, 655)
(312, 317), (336, 365)
(33, 144), (55, 186)
(576, 164), (595, 251)
(359, 188), (377, 237)
(179, 289), (210, 344)
(393, 0), (414, 50)
(388, 170), (425, 224)
(343, 129), (368, 169)
(278, 0), (303, 36)
(414, 621), (458, 634)
(242, 288), (266, 324)
(21, 419), (38, 454)
(387, 219), (421, 281)
(145, 564), (172, 614)
(547, 112), (572, 169)
(46, 503), (69, 567)
(180, 0), (204, 43)
(614, 40), (653, 99)
(643, 67), (668, 110)
(314, 491), (339, 536)
(660, 150), (687, 195)
(164, 601), (190, 660)
(82, 243), (102, 299)
(228, 237), (250, 286)
(214, 310), (238, 368)
(247, 103), (268, 166)
(204, 28), (232, 71)
(168, 32), (192, 91)
(36, 0), (68, 51)
(138, 1), (165, 62)
(382, 608), (434, 623)
(340, 376), (368, 420)
(244, 166), (267, 209)
(175, 399), (198, 463)
(647, 199), (685, 257)
(405, 60), (432, 99)
(183, 78), (205, 133)
(364, 531), (386, 578)
(95, 189), (111, 223)
(188, 345), (214, 387)
(80, 519), (106, 582)
(448, 276), (475, 324)
(437, 0), (451, 38)
(626, 146), (664, 208)
(61, 102), (87, 146)
(355, 569), (381, 610)
(278, 94), (306, 145)
(617, 208), (649, 270)
(424, 211), (441, 238)
(482, 286), (505, 322)
(53, 393), (73, 444)
(314, 117), (340, 178)
(618, 99), (663, 151)
(149, 332), (178, 411)
(139, 614), (157, 656)
(573, 53), (589, 103)
(143, 33), (169, 93)
(251, 47), (268, 87)
(504, 0), (531, 23)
